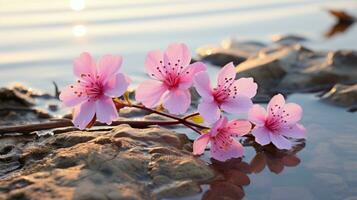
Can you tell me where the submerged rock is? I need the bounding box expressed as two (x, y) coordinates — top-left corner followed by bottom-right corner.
(0, 125), (215, 200)
(321, 84), (357, 110)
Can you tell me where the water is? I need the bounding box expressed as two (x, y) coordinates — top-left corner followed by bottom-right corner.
(1, 0), (357, 199)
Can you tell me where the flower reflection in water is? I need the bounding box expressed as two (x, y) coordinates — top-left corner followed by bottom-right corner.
(248, 138), (305, 174)
(202, 138), (305, 199)
(203, 158), (251, 200)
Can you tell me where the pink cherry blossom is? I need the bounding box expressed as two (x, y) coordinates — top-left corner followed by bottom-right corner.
(194, 62), (257, 123)
(193, 117), (252, 161)
(135, 43), (206, 114)
(60, 52), (130, 129)
(248, 94), (306, 150)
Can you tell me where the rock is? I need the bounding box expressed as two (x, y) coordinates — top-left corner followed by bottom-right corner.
(0, 87), (35, 107)
(48, 104), (58, 112)
(0, 86), (53, 126)
(119, 107), (149, 118)
(197, 46), (247, 66)
(321, 84), (357, 108)
(154, 180), (201, 199)
(0, 125), (215, 200)
(271, 34), (308, 45)
(236, 44), (357, 101)
(196, 39), (266, 66)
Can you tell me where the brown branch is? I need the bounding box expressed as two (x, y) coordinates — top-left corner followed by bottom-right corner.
(127, 104), (209, 130)
(0, 103), (209, 136)
(183, 112), (200, 120)
(0, 119), (180, 135)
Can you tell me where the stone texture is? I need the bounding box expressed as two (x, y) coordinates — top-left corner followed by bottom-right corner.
(196, 39), (266, 66)
(321, 84), (357, 109)
(235, 45), (357, 102)
(0, 125), (215, 200)
(0, 86), (53, 126)
(271, 34), (308, 45)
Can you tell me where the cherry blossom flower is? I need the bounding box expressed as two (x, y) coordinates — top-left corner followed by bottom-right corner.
(60, 52), (130, 129)
(193, 117), (252, 161)
(194, 62), (257, 123)
(248, 94), (306, 150)
(135, 43), (206, 114)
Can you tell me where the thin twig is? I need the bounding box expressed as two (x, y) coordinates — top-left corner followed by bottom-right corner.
(184, 123), (203, 135)
(183, 112), (200, 120)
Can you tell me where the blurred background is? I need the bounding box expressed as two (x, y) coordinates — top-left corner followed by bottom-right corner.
(0, 0), (356, 91)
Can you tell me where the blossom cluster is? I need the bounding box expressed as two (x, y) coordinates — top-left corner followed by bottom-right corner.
(60, 43), (306, 162)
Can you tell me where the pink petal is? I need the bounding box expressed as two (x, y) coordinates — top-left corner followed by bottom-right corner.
(269, 133), (292, 150)
(145, 50), (165, 80)
(72, 101), (96, 130)
(211, 139), (244, 161)
(248, 104), (267, 126)
(282, 103), (303, 125)
(198, 100), (220, 124)
(209, 117), (228, 137)
(73, 52), (96, 78)
(59, 84), (87, 107)
(281, 123), (306, 139)
(226, 120), (252, 137)
(162, 89), (191, 114)
(252, 126), (271, 145)
(232, 77), (257, 98)
(165, 43), (191, 67)
(194, 71), (213, 100)
(97, 54), (122, 82)
(217, 62), (236, 87)
(193, 133), (210, 155)
(104, 73), (130, 97)
(95, 97), (119, 125)
(221, 95), (253, 114)
(267, 94), (285, 117)
(135, 80), (167, 108)
(179, 62), (207, 89)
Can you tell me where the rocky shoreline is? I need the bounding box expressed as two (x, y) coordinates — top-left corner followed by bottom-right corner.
(198, 37), (357, 110)
(1, 37), (356, 199)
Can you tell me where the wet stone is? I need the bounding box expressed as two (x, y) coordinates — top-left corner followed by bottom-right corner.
(0, 86), (53, 126)
(0, 125), (216, 200)
(321, 84), (357, 109)
(271, 34), (309, 45)
(235, 44), (357, 101)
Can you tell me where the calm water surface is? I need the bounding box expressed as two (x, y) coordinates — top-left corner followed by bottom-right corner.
(0, 0), (357, 199)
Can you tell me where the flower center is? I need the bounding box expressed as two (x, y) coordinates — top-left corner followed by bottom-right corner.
(85, 81), (104, 100)
(76, 74), (105, 101)
(265, 105), (290, 133)
(212, 130), (233, 151)
(164, 73), (181, 90)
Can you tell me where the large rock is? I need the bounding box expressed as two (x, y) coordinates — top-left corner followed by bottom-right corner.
(0, 125), (215, 200)
(0, 86), (53, 126)
(321, 84), (357, 110)
(196, 39), (266, 66)
(235, 45), (357, 101)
